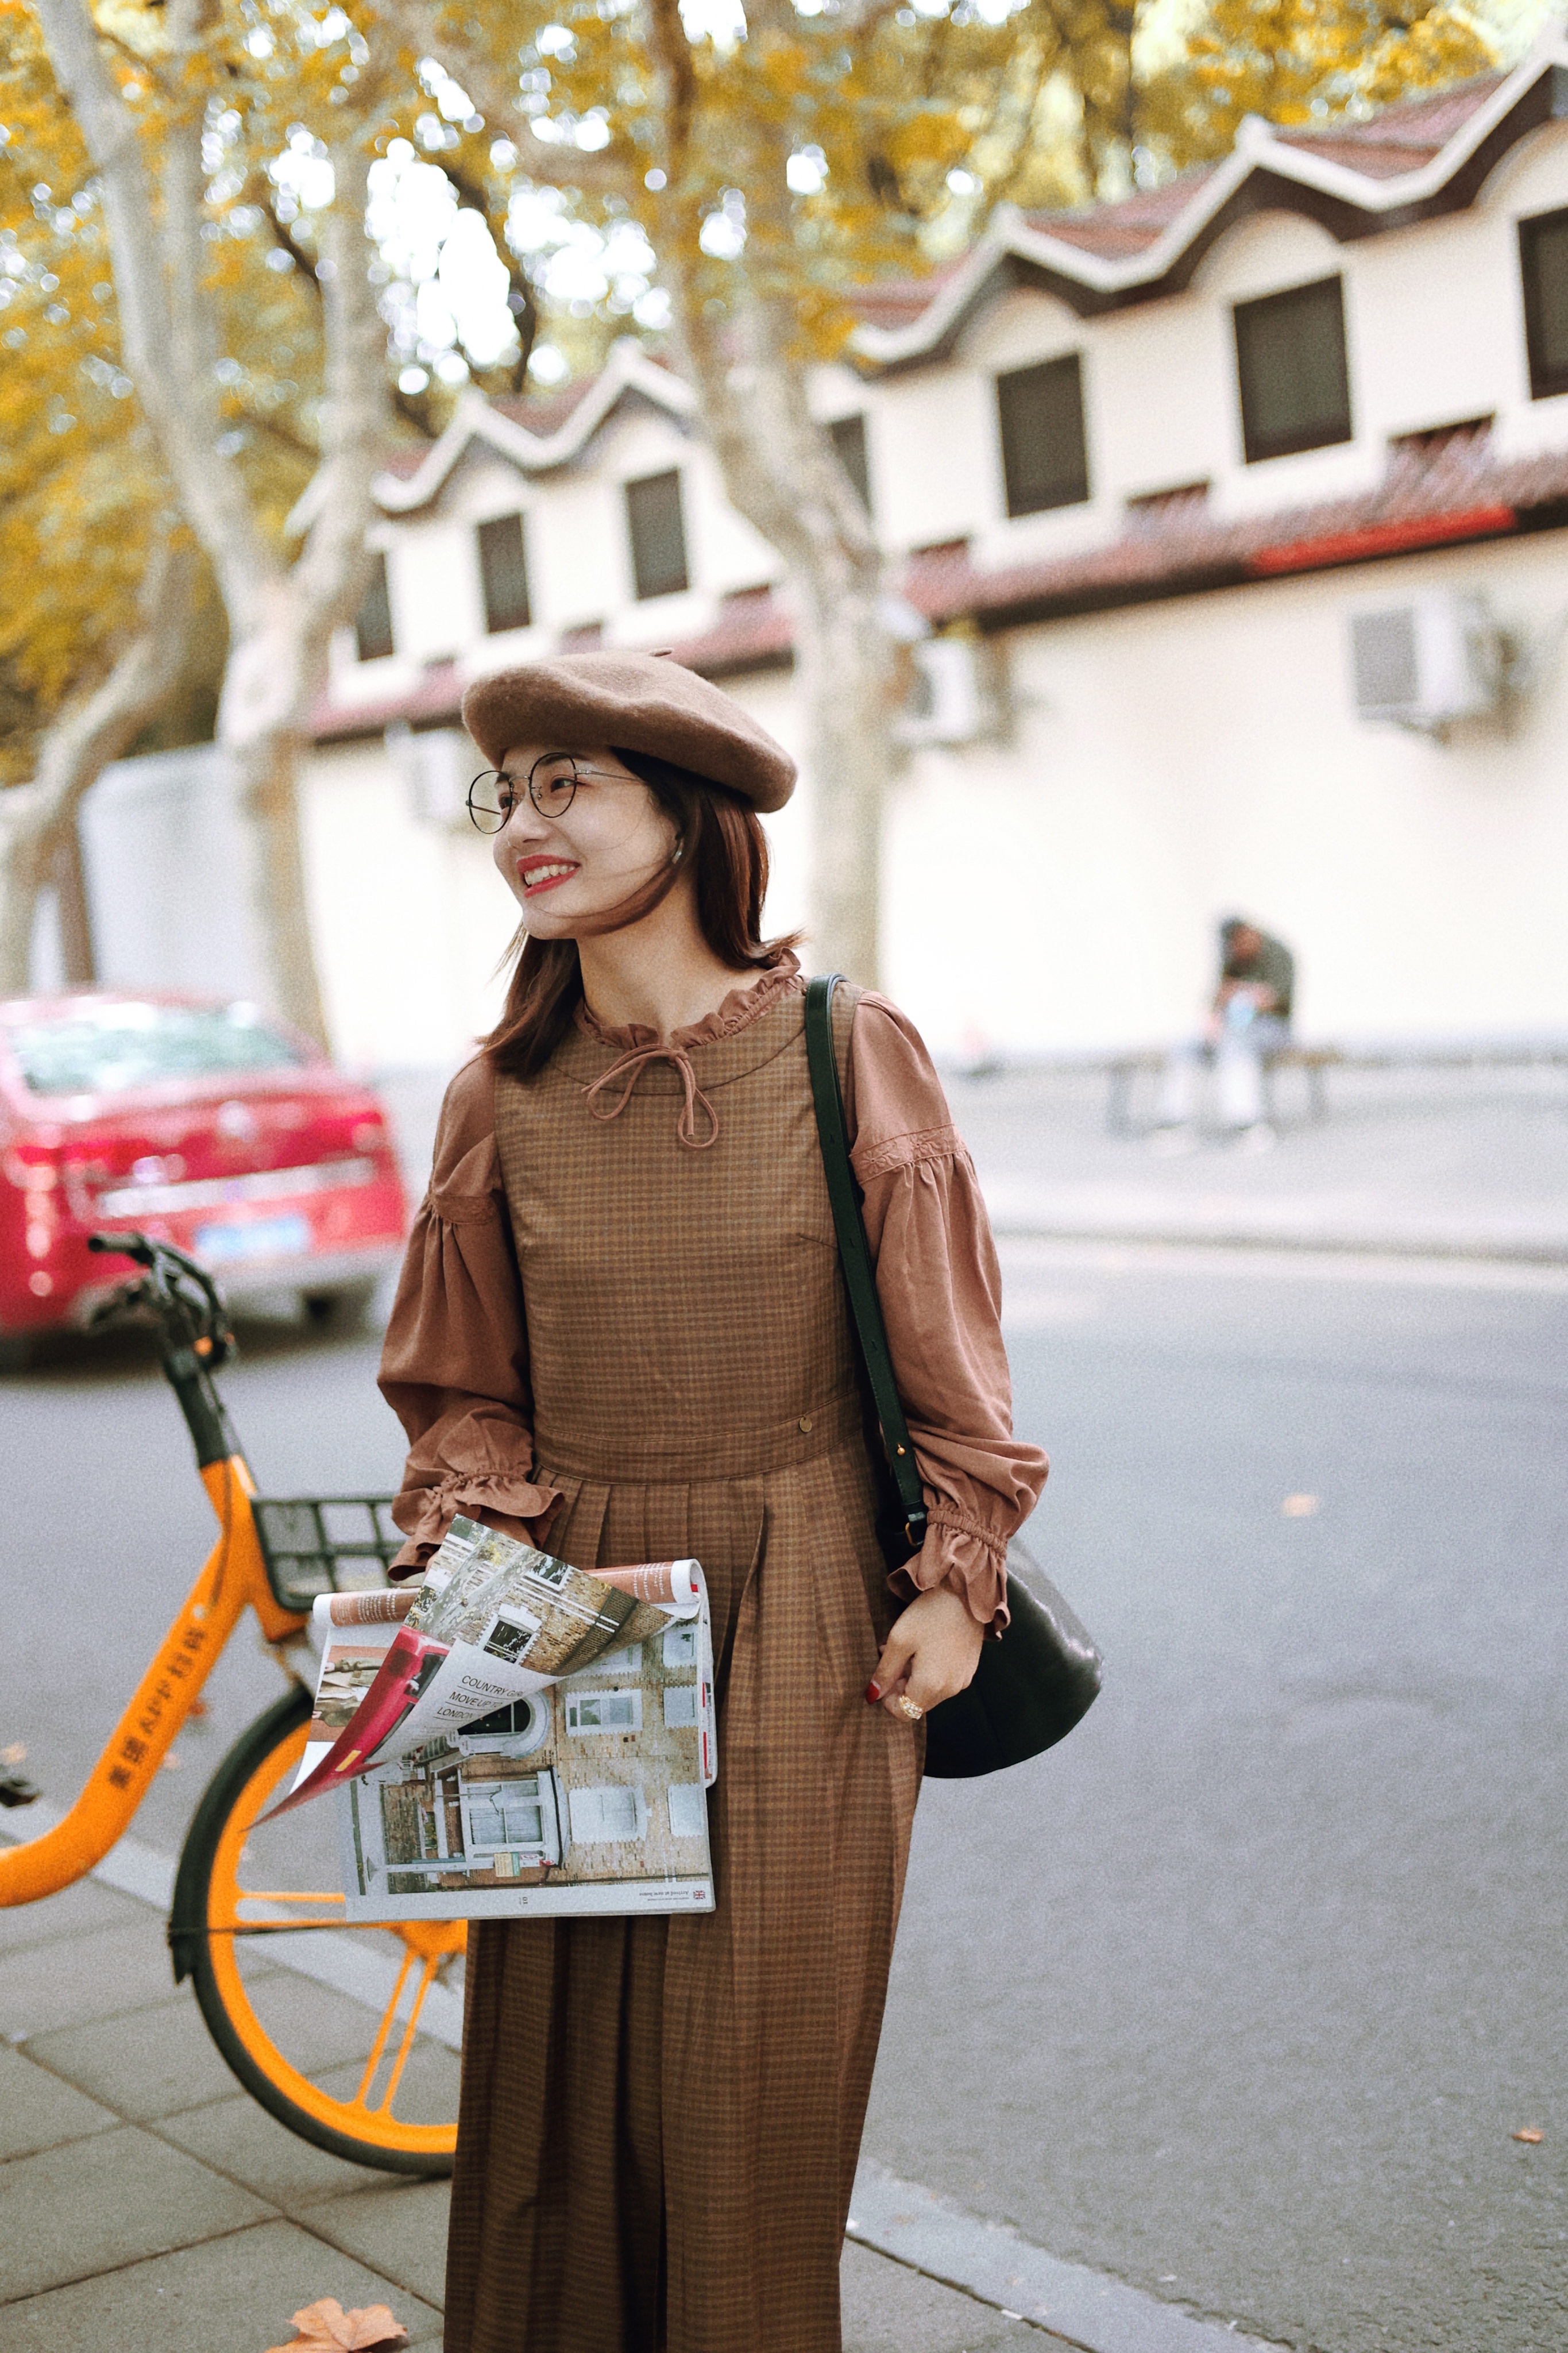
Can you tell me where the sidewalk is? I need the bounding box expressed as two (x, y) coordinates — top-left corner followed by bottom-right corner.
(947, 1058), (1568, 1263)
(0, 1851), (1029, 2352)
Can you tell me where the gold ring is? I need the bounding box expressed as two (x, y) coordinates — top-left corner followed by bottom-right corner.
(895, 1695), (924, 1722)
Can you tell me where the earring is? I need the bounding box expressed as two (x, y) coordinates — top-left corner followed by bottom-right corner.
(671, 841), (684, 864)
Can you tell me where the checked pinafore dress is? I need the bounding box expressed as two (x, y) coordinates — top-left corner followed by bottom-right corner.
(379, 956), (1049, 2353)
(449, 977), (915, 2353)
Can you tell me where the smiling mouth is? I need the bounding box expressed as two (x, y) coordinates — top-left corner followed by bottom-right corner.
(519, 859), (580, 896)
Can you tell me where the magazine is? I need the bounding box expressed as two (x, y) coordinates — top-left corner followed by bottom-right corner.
(273, 1518), (717, 1922)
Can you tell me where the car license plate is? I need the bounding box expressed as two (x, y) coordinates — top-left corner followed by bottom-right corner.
(195, 1213), (311, 1264)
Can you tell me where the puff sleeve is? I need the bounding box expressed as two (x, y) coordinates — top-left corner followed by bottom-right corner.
(377, 1055), (561, 1576)
(845, 994), (1048, 1631)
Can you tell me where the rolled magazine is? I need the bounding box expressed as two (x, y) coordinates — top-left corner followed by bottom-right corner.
(266, 1518), (717, 1920)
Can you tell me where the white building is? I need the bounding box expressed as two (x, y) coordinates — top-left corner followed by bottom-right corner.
(287, 45), (1568, 1063)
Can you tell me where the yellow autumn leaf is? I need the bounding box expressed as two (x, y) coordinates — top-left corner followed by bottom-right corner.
(265, 2295), (410, 2352)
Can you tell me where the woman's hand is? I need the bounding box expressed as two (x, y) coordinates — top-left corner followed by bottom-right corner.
(866, 1586), (984, 1721)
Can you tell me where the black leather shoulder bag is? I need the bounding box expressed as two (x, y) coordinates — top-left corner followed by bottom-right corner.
(804, 973), (1103, 1779)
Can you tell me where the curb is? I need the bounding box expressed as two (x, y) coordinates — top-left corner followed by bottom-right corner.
(848, 2165), (1287, 2353)
(990, 1220), (1568, 1267)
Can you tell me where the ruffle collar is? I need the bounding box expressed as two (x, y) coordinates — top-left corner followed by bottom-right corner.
(575, 950), (802, 1055)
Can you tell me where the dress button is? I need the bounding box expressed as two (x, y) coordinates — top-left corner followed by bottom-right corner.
(798, 1414), (813, 1433)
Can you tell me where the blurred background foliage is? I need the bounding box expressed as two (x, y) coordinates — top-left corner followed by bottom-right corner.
(0, 0), (1544, 788)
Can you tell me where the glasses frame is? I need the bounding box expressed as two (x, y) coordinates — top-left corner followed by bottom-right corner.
(466, 754), (635, 835)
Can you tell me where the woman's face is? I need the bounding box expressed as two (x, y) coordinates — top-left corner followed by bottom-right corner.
(488, 742), (679, 936)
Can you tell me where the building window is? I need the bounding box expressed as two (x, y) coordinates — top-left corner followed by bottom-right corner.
(663, 1684), (699, 1728)
(565, 1688), (643, 1735)
(462, 1776), (549, 1857)
(569, 1784), (649, 1843)
(667, 1783), (706, 1838)
(1519, 207), (1568, 399)
(829, 412), (872, 511)
(625, 469), (689, 600)
(479, 1605), (542, 1666)
(592, 1643), (643, 1675)
(477, 513), (531, 633)
(353, 551), (394, 661)
(995, 354), (1090, 516)
(1233, 276), (1353, 464)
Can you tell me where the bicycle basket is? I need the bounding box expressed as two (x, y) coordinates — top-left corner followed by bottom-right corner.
(251, 1496), (404, 1613)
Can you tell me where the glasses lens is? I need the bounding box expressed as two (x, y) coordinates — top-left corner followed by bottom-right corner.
(468, 773), (512, 832)
(529, 758), (579, 820)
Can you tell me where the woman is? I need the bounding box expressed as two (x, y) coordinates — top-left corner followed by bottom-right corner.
(379, 650), (1049, 2353)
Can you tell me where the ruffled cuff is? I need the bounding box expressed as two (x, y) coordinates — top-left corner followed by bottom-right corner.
(888, 1507), (1010, 1635)
(389, 1468), (563, 1579)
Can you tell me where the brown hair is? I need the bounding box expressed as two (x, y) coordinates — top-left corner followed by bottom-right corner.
(482, 747), (801, 1081)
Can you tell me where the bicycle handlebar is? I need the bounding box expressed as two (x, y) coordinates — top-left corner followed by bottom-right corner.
(87, 1232), (240, 1471)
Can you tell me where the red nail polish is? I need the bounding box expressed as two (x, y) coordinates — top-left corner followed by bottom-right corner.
(864, 1681), (883, 1704)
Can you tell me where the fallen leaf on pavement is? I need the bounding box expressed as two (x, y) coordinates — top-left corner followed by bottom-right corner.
(1281, 1494), (1319, 1517)
(1512, 2127), (1544, 2144)
(265, 2299), (410, 2352)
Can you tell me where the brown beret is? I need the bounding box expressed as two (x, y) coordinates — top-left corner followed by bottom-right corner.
(462, 651), (796, 813)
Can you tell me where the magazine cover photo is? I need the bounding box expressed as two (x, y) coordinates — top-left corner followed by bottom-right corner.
(337, 1610), (715, 1920)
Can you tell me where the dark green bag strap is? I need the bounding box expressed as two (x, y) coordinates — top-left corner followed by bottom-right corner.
(804, 974), (928, 1557)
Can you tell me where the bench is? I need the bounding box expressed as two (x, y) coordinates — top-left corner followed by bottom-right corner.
(1106, 1043), (1340, 1136)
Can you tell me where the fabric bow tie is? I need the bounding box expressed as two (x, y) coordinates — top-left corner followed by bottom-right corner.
(582, 1043), (720, 1150)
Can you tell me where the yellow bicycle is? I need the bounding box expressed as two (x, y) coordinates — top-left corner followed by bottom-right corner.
(0, 1233), (462, 2174)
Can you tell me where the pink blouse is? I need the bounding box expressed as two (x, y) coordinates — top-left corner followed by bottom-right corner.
(377, 966), (1048, 1628)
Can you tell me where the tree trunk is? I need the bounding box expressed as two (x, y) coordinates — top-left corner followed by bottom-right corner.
(791, 569), (895, 985)
(697, 328), (895, 986)
(230, 730), (329, 1045)
(667, 294), (895, 984)
(0, 538), (197, 995)
(33, 0), (391, 1050)
(391, 0), (900, 982)
(50, 826), (96, 985)
(636, 0), (898, 985)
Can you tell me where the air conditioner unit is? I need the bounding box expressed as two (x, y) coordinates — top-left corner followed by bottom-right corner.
(1347, 595), (1501, 734)
(893, 636), (994, 747)
(385, 723), (473, 827)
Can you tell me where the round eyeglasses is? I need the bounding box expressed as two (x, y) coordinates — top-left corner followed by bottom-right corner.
(466, 754), (633, 834)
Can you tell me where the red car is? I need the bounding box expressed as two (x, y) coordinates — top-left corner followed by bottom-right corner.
(0, 989), (409, 1350)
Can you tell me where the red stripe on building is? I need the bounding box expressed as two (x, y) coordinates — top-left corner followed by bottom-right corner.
(1248, 506), (1517, 576)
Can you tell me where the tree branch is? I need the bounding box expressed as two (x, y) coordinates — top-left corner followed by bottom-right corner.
(236, 407), (321, 464)
(372, 0), (638, 202)
(31, 0), (276, 624)
(217, 131), (394, 750)
(441, 157), (539, 391)
(0, 534), (199, 993)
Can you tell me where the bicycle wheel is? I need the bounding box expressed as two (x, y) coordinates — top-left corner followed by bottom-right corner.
(172, 1687), (464, 2174)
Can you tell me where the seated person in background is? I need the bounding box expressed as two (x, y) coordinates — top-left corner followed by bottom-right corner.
(1154, 916), (1295, 1152)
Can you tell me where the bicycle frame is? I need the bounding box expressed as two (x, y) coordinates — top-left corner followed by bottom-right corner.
(0, 1453), (306, 1908)
(0, 1230), (308, 1910)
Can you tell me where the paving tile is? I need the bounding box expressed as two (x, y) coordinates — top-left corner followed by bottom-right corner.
(0, 2046), (118, 2164)
(0, 2219), (443, 2350)
(841, 2239), (1033, 2352)
(0, 1876), (143, 1956)
(0, 1914), (177, 2039)
(154, 2089), (396, 2213)
(316, 2039), (463, 2129)
(0, 2122), (271, 2301)
(26, 1986), (258, 2123)
(242, 1969), (437, 2078)
(304, 2177), (453, 2309)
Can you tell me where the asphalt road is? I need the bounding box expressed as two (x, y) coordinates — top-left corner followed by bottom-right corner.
(3, 1245), (1565, 2352)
